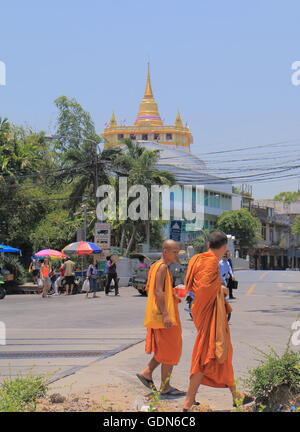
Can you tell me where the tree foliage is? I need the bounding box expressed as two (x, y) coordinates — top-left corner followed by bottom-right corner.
(216, 208), (261, 248)
(273, 191), (300, 203)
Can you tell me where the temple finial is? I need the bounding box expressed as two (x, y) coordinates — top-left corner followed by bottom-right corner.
(110, 111), (117, 127)
(175, 110), (183, 127)
(135, 63), (163, 126)
(144, 62), (153, 98)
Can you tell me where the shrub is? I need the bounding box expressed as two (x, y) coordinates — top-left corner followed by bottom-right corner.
(245, 347), (300, 411)
(0, 255), (26, 284)
(0, 374), (48, 412)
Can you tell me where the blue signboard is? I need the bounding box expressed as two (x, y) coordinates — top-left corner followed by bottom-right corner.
(170, 220), (182, 241)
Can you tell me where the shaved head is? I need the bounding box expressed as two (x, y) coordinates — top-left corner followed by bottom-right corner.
(162, 239), (179, 250)
(162, 239), (180, 264)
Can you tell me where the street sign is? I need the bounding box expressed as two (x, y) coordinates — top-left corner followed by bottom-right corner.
(170, 220), (182, 242)
(94, 222), (111, 250)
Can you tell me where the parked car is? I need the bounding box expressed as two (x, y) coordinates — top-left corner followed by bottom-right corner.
(0, 277), (6, 300)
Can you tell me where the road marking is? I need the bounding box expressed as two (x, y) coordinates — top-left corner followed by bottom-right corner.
(245, 271), (270, 296)
(245, 283), (256, 296)
(259, 271), (270, 280)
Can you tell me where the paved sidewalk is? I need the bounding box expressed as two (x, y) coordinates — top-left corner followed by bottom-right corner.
(48, 270), (299, 411)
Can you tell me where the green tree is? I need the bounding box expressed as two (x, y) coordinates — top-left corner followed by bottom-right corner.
(191, 229), (211, 253)
(54, 96), (100, 151)
(115, 139), (176, 254)
(273, 191), (300, 203)
(291, 215), (300, 237)
(216, 208), (261, 249)
(29, 209), (82, 251)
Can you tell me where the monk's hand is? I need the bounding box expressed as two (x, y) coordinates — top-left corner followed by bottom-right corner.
(222, 285), (229, 297)
(163, 314), (173, 328)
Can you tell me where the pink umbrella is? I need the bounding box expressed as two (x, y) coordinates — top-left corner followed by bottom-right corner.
(34, 249), (67, 259)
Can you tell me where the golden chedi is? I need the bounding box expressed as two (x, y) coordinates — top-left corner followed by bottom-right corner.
(102, 64), (193, 150)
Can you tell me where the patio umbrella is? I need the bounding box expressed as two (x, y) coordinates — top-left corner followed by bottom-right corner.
(0, 244), (22, 255)
(62, 241), (102, 256)
(62, 242), (102, 280)
(34, 249), (67, 259)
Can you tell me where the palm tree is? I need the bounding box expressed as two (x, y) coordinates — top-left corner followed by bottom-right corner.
(62, 141), (123, 211)
(115, 139), (176, 254)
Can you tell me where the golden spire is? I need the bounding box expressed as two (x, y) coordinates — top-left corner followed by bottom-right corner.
(135, 63), (163, 126)
(144, 63), (153, 98)
(110, 111), (117, 127)
(175, 110), (183, 127)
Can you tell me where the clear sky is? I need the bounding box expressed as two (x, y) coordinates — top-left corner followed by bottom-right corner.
(1, 0), (300, 198)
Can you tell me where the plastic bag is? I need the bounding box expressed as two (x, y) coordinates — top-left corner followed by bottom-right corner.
(81, 278), (90, 292)
(37, 278), (43, 289)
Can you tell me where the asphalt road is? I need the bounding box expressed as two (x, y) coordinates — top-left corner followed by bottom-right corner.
(0, 270), (299, 389)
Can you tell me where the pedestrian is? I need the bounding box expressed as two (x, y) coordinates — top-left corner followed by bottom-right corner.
(105, 256), (119, 296)
(183, 231), (253, 411)
(138, 256), (148, 269)
(86, 259), (99, 298)
(54, 261), (65, 295)
(226, 250), (237, 300)
(136, 240), (185, 396)
(29, 258), (41, 285)
(40, 258), (52, 298)
(219, 250), (236, 299)
(63, 257), (76, 295)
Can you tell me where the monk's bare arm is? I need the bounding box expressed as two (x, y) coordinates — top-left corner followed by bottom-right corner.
(154, 264), (173, 328)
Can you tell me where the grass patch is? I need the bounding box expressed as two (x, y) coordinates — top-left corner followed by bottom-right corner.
(0, 374), (48, 412)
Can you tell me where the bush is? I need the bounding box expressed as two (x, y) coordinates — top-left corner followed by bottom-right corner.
(245, 347), (300, 411)
(0, 255), (26, 284)
(0, 374), (48, 412)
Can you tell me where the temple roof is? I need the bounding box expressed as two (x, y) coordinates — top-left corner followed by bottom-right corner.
(134, 64), (163, 127)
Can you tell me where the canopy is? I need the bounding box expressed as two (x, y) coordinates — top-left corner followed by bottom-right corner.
(34, 249), (67, 259)
(62, 241), (102, 256)
(0, 244), (22, 254)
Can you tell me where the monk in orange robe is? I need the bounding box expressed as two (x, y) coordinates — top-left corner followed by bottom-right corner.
(137, 240), (185, 396)
(183, 231), (253, 411)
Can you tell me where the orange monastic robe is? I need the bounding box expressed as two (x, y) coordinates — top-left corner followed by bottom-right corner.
(185, 251), (234, 388)
(144, 260), (182, 365)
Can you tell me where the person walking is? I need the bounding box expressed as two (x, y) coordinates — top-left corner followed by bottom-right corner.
(54, 262), (65, 295)
(63, 257), (76, 295)
(183, 231), (253, 411)
(137, 240), (185, 396)
(29, 258), (41, 286)
(105, 256), (119, 296)
(226, 250), (237, 300)
(219, 251), (235, 299)
(40, 258), (52, 298)
(86, 260), (99, 298)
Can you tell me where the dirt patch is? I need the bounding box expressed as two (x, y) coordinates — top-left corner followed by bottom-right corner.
(36, 383), (215, 412)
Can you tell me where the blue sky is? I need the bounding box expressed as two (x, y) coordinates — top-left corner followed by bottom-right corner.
(1, 0), (300, 198)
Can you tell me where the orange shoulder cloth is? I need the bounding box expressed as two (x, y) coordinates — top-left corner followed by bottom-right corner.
(144, 260), (177, 329)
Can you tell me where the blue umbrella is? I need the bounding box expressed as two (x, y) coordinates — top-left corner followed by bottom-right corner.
(0, 244), (22, 254)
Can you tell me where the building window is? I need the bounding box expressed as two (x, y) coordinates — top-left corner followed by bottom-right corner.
(130, 134), (136, 140)
(154, 133), (160, 141)
(182, 135), (186, 144)
(166, 133), (173, 141)
(118, 134), (124, 141)
(204, 190), (209, 206)
(142, 134), (148, 140)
